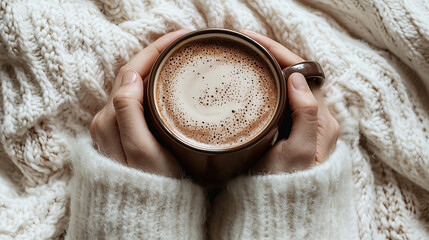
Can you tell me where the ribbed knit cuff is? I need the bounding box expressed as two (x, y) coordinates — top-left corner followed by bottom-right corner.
(66, 136), (206, 240)
(209, 140), (359, 239)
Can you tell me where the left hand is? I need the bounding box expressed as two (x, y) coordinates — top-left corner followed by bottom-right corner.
(89, 30), (190, 178)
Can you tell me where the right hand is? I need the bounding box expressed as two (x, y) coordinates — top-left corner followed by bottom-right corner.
(89, 30), (190, 178)
(240, 30), (340, 174)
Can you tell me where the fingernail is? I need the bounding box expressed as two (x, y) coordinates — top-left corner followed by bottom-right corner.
(176, 29), (190, 33)
(122, 71), (136, 86)
(291, 73), (307, 90)
(240, 29), (256, 34)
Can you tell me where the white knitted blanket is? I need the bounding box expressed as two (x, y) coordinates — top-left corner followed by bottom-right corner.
(1, 0), (428, 239)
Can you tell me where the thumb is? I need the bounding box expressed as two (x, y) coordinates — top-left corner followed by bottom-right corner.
(112, 70), (158, 163)
(285, 73), (319, 164)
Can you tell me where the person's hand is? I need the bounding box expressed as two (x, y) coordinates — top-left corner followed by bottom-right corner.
(89, 30), (190, 178)
(241, 30), (340, 174)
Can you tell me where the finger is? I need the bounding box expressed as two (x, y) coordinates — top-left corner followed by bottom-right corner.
(240, 30), (304, 67)
(89, 110), (127, 164)
(112, 70), (159, 166)
(125, 29), (191, 76)
(315, 105), (340, 163)
(107, 29), (190, 112)
(286, 73), (319, 164)
(306, 81), (340, 163)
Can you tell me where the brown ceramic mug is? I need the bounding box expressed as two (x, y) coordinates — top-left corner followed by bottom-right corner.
(145, 28), (324, 182)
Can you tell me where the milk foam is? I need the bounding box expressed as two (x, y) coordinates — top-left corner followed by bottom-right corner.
(156, 38), (278, 149)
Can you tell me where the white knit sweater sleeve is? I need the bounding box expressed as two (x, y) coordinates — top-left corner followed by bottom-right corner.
(66, 135), (206, 240)
(209, 140), (359, 239)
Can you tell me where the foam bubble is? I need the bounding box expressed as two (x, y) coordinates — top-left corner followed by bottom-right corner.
(156, 38), (278, 149)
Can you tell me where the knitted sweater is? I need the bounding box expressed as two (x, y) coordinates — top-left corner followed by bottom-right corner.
(1, 0), (428, 239)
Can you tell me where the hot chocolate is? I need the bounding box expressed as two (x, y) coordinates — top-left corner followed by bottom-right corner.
(155, 38), (278, 149)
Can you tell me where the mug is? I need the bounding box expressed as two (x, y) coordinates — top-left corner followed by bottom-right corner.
(145, 28), (324, 182)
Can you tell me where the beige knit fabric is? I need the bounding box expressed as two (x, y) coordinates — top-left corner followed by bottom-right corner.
(1, 0), (428, 239)
(210, 140), (359, 239)
(67, 136), (206, 239)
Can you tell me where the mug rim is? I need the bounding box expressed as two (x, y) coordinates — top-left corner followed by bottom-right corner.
(147, 28), (286, 154)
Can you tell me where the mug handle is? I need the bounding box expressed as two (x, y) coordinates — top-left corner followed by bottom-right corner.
(279, 61), (325, 139)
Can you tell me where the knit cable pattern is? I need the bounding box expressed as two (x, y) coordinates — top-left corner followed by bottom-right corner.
(1, 0), (428, 239)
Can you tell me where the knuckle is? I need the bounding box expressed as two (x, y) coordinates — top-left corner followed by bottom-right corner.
(306, 97), (319, 110)
(296, 105), (319, 122)
(112, 91), (134, 111)
(90, 111), (116, 139)
(118, 65), (134, 75)
(303, 105), (319, 116)
(267, 41), (277, 54)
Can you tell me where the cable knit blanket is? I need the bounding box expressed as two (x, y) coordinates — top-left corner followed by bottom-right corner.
(1, 0), (428, 239)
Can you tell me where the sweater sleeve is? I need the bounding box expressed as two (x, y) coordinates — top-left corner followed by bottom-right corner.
(209, 139), (359, 239)
(65, 135), (206, 240)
